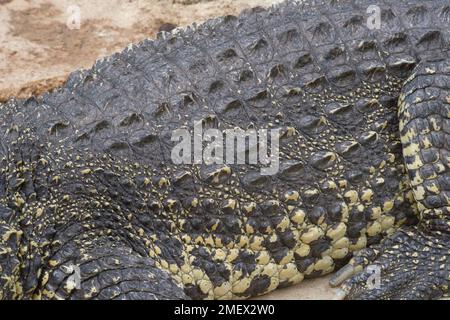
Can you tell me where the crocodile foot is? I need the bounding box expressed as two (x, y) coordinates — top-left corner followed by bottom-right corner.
(330, 227), (449, 299)
(329, 58), (450, 300)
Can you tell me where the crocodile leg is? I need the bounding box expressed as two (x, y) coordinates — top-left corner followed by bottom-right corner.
(331, 59), (450, 299)
(0, 138), (189, 300)
(39, 240), (189, 300)
(0, 214), (22, 300)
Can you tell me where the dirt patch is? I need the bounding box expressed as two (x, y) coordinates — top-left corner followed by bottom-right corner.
(0, 76), (66, 102)
(0, 0), (285, 102)
(255, 275), (339, 300)
(9, 3), (119, 70)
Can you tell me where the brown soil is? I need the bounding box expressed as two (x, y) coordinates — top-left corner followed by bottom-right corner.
(0, 0), (284, 101)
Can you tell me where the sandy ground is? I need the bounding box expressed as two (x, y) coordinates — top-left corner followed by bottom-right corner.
(0, 0), (339, 299)
(255, 275), (338, 300)
(0, 0), (287, 101)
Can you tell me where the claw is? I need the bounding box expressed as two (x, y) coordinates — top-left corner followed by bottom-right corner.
(329, 264), (355, 287)
(333, 289), (347, 300)
(333, 228), (449, 299)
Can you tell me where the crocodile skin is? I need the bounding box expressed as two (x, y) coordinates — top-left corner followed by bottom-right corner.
(0, 0), (449, 300)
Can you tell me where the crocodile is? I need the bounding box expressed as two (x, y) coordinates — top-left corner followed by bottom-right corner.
(0, 0), (449, 300)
